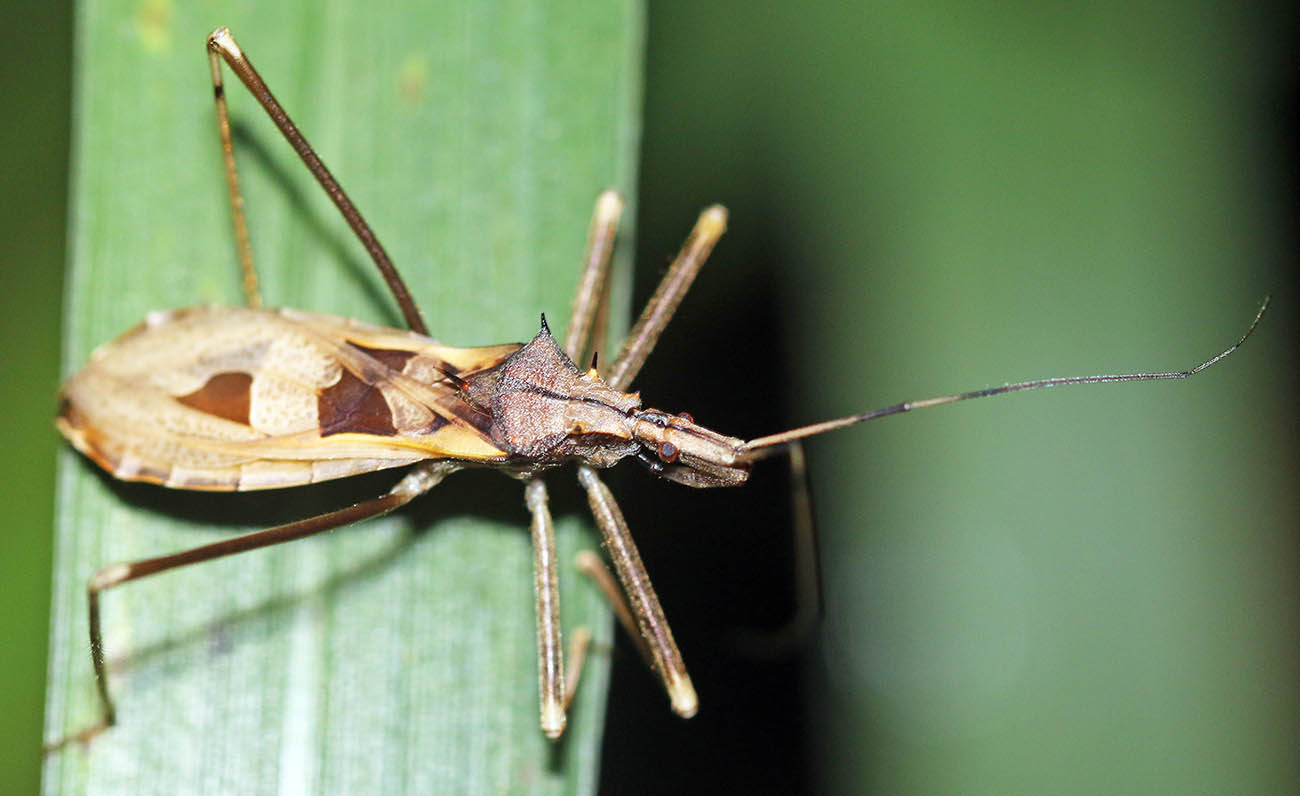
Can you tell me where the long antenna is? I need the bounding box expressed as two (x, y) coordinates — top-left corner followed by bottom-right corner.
(741, 297), (1270, 457)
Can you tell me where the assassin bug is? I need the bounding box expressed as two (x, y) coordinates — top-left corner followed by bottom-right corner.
(51, 27), (1267, 749)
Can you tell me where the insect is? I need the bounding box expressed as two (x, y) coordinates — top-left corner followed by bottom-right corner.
(51, 27), (1268, 750)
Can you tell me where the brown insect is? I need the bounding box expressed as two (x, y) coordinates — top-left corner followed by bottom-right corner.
(51, 27), (1268, 749)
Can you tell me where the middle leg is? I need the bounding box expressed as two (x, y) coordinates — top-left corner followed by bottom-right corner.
(577, 465), (696, 718)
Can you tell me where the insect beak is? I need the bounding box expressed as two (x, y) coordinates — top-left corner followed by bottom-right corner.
(651, 455), (752, 488)
(632, 412), (751, 488)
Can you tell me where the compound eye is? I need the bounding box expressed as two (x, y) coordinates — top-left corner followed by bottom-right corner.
(657, 441), (679, 463)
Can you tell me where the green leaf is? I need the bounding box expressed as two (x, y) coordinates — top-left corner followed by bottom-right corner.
(45, 1), (643, 792)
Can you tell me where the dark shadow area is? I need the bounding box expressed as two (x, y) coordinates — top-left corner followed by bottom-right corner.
(1262, 4), (1300, 311)
(597, 149), (812, 794)
(89, 455), (522, 539)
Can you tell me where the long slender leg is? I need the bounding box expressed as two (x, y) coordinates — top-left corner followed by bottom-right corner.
(783, 442), (824, 638)
(551, 191), (626, 723)
(733, 441), (824, 655)
(564, 190), (624, 365)
(46, 462), (457, 753)
(524, 481), (636, 736)
(205, 27), (428, 334)
(207, 41), (259, 307)
(576, 465), (697, 717)
(563, 547), (660, 714)
(523, 478), (567, 740)
(561, 626), (593, 710)
(604, 205), (728, 391)
(574, 550), (654, 670)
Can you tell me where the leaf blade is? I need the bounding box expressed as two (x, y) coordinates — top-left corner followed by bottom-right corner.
(45, 2), (643, 792)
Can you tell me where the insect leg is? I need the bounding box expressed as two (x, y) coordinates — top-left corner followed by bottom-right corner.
(47, 462), (456, 754)
(206, 33), (258, 307)
(205, 27), (428, 334)
(779, 441), (824, 643)
(576, 465), (697, 718)
(523, 478), (568, 739)
(564, 552), (657, 710)
(560, 626), (593, 711)
(733, 441), (824, 655)
(564, 190), (624, 366)
(573, 550), (655, 670)
(603, 205), (728, 391)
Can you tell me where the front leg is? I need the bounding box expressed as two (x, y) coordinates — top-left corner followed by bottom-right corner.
(524, 478), (567, 739)
(45, 461), (458, 754)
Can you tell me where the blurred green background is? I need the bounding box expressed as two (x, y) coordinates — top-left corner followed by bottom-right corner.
(3, 1), (1295, 794)
(1, 1), (72, 793)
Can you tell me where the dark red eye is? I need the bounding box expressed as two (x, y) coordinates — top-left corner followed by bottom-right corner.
(677, 412), (693, 423)
(658, 442), (679, 463)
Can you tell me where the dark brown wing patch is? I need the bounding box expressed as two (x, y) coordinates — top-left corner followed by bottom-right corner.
(176, 371), (253, 425)
(348, 341), (419, 374)
(319, 369), (397, 437)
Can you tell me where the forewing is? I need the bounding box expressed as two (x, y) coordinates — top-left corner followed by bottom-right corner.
(58, 307), (520, 490)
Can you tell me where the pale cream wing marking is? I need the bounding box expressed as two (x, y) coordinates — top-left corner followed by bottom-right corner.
(60, 306), (515, 490)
